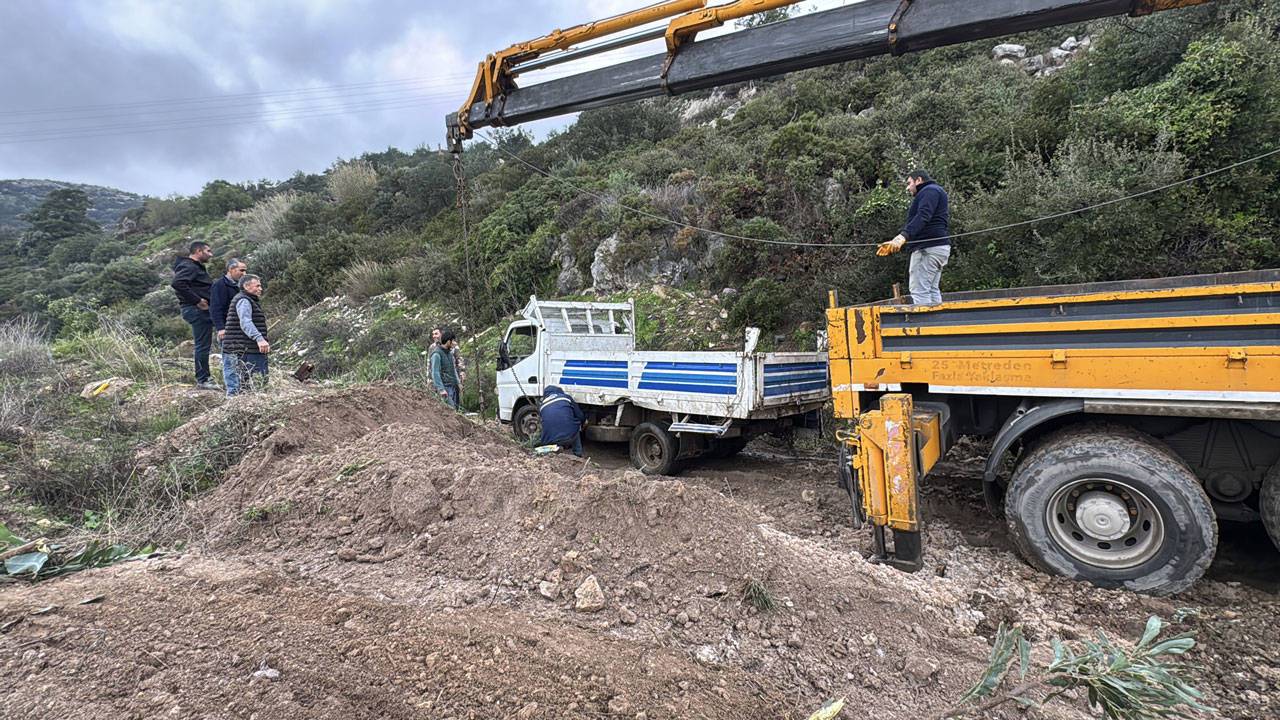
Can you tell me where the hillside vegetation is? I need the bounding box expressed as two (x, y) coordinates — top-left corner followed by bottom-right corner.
(1, 1), (1277, 407)
(0, 179), (144, 228)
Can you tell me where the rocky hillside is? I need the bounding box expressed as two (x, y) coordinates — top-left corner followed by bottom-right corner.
(0, 178), (144, 228)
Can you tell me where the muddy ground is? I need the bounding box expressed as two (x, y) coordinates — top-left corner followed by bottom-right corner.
(1, 386), (1276, 719)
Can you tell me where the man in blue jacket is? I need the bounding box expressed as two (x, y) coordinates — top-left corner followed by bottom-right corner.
(209, 258), (247, 390)
(878, 170), (951, 305)
(538, 385), (586, 457)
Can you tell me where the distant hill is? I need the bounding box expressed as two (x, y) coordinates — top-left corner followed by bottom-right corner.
(0, 179), (145, 229)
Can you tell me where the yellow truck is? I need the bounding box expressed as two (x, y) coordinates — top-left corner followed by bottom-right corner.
(827, 269), (1280, 594)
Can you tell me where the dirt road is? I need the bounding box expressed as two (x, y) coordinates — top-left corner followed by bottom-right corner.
(1, 387), (1275, 719)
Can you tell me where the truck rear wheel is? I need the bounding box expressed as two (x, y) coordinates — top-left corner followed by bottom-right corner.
(512, 403), (541, 443)
(1004, 425), (1216, 595)
(630, 422), (681, 475)
(1262, 463), (1280, 553)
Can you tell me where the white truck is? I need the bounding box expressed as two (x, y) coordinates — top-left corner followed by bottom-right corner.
(496, 297), (830, 473)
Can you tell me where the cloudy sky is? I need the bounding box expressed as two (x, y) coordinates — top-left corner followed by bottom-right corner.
(0, 1), (852, 197)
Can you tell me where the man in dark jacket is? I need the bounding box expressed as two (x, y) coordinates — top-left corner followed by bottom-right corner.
(877, 170), (951, 305)
(209, 257), (246, 343)
(221, 274), (270, 395)
(430, 330), (462, 409)
(209, 258), (247, 395)
(170, 241), (217, 389)
(538, 385), (586, 457)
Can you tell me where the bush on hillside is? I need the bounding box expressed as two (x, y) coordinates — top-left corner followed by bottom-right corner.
(327, 159), (378, 208)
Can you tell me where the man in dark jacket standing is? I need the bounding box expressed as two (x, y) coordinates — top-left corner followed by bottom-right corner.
(209, 257), (246, 343)
(878, 170), (951, 305)
(538, 385), (586, 457)
(170, 241), (217, 389)
(209, 258), (247, 394)
(430, 330), (462, 409)
(221, 274), (270, 395)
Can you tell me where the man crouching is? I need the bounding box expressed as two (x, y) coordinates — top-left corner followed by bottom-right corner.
(538, 385), (585, 457)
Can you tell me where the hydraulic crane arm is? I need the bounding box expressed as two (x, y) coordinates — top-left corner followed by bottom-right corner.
(447, 0), (1212, 150)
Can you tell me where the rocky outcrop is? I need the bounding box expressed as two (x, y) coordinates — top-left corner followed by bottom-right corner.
(995, 36), (1092, 78)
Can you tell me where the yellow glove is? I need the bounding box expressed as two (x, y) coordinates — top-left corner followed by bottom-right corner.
(877, 235), (907, 256)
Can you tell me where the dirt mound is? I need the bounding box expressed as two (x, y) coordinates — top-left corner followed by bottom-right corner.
(0, 556), (779, 719)
(186, 386), (1002, 717)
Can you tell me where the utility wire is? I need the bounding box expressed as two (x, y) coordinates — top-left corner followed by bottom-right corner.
(0, 75), (475, 118)
(0, 92), (462, 142)
(475, 130), (1280, 249)
(0, 83), (463, 128)
(0, 97), (443, 146)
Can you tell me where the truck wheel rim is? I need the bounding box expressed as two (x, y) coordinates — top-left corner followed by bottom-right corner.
(638, 433), (664, 469)
(519, 412), (540, 439)
(1045, 478), (1164, 570)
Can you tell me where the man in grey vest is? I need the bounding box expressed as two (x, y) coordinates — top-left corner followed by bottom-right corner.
(221, 274), (270, 395)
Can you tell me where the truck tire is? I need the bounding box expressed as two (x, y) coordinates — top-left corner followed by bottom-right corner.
(630, 422), (681, 475)
(512, 403), (541, 443)
(1262, 463), (1280, 553)
(709, 437), (748, 459)
(1004, 425), (1216, 596)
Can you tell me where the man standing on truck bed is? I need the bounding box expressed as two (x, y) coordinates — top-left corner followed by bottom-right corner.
(878, 170), (951, 305)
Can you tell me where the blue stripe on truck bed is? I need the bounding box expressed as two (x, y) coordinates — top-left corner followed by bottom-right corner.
(640, 371), (736, 385)
(637, 381), (738, 395)
(764, 380), (829, 397)
(764, 362), (827, 374)
(564, 360), (628, 369)
(764, 372), (828, 386)
(643, 361), (738, 372)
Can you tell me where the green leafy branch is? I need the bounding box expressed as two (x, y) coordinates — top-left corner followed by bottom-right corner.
(0, 522), (156, 582)
(936, 616), (1213, 720)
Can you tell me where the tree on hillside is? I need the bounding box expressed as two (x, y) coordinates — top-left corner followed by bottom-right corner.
(193, 180), (253, 221)
(18, 188), (101, 260)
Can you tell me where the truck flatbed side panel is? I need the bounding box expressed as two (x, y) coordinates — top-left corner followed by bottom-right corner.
(547, 351), (828, 419)
(828, 272), (1280, 409)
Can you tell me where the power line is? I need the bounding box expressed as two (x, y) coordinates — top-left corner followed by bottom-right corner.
(0, 75), (475, 118)
(475, 130), (1280, 249)
(0, 90), (465, 142)
(0, 82), (465, 128)
(0, 97), (444, 146)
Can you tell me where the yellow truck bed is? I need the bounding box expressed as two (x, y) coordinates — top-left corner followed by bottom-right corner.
(827, 269), (1280, 417)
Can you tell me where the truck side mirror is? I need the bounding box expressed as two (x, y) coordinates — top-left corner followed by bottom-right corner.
(497, 341), (511, 371)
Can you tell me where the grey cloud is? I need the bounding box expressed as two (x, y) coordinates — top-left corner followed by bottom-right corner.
(0, 0), (596, 196)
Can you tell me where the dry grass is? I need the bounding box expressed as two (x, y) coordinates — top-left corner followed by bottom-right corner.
(327, 159), (378, 206)
(0, 316), (55, 379)
(340, 260), (394, 301)
(77, 318), (167, 385)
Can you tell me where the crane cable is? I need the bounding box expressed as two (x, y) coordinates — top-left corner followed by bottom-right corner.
(475, 130), (1280, 250)
(452, 150), (485, 416)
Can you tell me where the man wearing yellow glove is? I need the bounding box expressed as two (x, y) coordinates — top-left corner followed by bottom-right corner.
(877, 170), (951, 305)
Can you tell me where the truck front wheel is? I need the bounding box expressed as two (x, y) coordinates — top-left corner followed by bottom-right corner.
(1004, 426), (1217, 595)
(512, 403), (541, 443)
(1262, 462), (1280, 553)
(631, 422), (681, 475)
